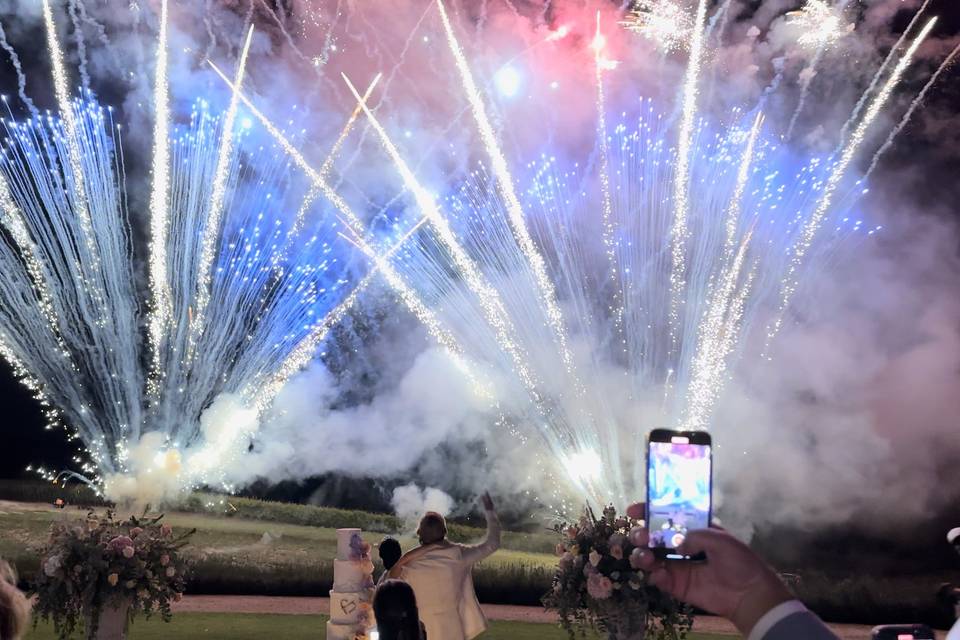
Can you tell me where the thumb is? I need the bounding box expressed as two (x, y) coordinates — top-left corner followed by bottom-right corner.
(677, 528), (728, 557)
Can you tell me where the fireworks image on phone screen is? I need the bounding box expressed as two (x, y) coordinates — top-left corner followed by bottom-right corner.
(647, 441), (711, 550)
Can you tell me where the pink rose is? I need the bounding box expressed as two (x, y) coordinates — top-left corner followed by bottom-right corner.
(160, 555), (171, 567)
(586, 574), (613, 600)
(629, 526), (648, 547)
(588, 550), (601, 567)
(629, 547), (647, 570)
(160, 524), (172, 537)
(108, 535), (134, 551)
(559, 552), (573, 570)
(165, 566), (176, 577)
(107, 573), (119, 587)
(610, 544), (623, 560)
(565, 526), (578, 538)
(555, 543), (566, 556)
(122, 545), (135, 559)
(129, 527), (144, 538)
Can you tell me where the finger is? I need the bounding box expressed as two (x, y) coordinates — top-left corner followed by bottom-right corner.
(677, 527), (727, 555)
(649, 566), (675, 594)
(631, 527), (649, 548)
(626, 502), (646, 520)
(634, 548), (656, 571)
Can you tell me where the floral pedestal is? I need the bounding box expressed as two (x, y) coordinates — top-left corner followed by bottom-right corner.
(603, 605), (647, 640)
(84, 598), (131, 640)
(606, 619), (645, 640)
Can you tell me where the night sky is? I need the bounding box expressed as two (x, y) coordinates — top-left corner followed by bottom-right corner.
(1, 1), (959, 484)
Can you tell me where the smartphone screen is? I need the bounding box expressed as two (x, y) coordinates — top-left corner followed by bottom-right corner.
(646, 429), (712, 560)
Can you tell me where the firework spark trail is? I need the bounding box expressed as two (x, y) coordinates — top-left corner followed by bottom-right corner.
(282, 75), (382, 245)
(42, 0), (102, 289)
(189, 26), (255, 361)
(0, 23), (38, 115)
(208, 63), (471, 374)
(683, 231), (755, 431)
(839, 0), (932, 145)
(0, 98), (144, 471)
(0, 4), (365, 497)
(594, 13), (627, 363)
(767, 18), (938, 347)
(342, 73), (543, 398)
(0, 172), (62, 338)
(723, 113), (764, 259)
(257, 216), (435, 409)
(146, 0), (173, 380)
(434, 0), (583, 393)
(667, 0), (710, 368)
(682, 113), (764, 424)
(866, 43), (960, 179)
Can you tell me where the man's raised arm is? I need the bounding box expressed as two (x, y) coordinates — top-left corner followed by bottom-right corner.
(461, 492), (501, 564)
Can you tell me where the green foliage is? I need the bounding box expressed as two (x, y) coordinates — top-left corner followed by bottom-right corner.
(0, 480), (104, 507)
(177, 493), (402, 533)
(31, 510), (194, 640)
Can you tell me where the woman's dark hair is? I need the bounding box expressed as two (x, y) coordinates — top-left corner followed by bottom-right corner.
(378, 537), (402, 572)
(373, 580), (424, 640)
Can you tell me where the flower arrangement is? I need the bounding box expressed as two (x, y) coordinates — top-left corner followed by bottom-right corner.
(32, 510), (194, 640)
(543, 505), (692, 640)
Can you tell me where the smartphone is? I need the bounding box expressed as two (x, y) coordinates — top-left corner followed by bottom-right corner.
(645, 429), (713, 561)
(870, 624), (935, 639)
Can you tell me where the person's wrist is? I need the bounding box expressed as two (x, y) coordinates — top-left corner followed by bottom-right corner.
(729, 572), (792, 636)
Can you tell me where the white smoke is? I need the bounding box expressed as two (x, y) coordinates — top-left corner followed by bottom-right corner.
(391, 483), (455, 522)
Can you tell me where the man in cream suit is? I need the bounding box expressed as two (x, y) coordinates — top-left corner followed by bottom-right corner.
(387, 493), (500, 640)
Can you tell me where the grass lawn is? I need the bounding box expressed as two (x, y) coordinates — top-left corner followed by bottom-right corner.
(23, 613), (732, 639)
(0, 505), (556, 602)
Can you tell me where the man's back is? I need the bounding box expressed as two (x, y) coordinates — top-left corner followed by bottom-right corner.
(400, 544), (465, 616)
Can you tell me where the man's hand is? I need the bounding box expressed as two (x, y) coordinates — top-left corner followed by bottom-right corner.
(481, 491), (495, 512)
(627, 503), (791, 637)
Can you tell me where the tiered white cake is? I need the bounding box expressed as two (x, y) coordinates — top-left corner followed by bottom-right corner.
(326, 528), (375, 640)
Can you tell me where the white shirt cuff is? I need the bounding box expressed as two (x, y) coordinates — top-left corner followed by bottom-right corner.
(747, 600), (808, 640)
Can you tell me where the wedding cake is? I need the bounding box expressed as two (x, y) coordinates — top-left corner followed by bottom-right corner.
(326, 528), (375, 640)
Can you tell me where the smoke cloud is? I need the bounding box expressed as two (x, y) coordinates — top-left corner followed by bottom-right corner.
(391, 483), (456, 523)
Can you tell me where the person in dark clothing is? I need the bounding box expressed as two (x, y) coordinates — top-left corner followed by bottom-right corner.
(373, 579), (426, 640)
(377, 537), (402, 585)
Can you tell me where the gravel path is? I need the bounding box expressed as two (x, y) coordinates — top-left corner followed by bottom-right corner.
(172, 595), (948, 638)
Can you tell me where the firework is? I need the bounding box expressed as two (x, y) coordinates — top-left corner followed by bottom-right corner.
(0, 9), (359, 501)
(786, 0), (853, 51)
(0, 0), (948, 509)
(621, 0), (695, 54)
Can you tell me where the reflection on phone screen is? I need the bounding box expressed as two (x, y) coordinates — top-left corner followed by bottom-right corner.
(647, 441), (711, 551)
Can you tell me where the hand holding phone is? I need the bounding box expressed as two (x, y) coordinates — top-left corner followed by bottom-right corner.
(645, 429), (712, 561)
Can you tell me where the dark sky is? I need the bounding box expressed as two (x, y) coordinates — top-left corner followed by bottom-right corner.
(0, 1), (959, 481)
